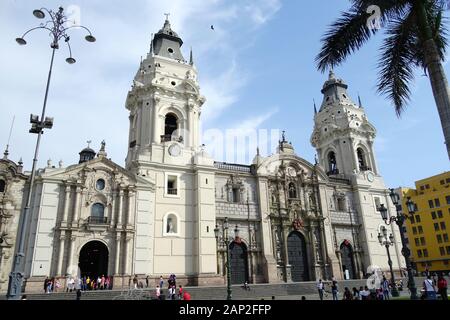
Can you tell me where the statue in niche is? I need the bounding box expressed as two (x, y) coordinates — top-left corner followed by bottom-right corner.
(167, 217), (175, 233)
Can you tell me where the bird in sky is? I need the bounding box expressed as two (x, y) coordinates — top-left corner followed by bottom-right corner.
(210, 25), (214, 30)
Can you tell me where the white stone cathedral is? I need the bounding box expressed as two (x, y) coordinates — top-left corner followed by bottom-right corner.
(0, 18), (405, 292)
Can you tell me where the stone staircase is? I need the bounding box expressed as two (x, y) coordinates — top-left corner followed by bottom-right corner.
(1, 279), (381, 300)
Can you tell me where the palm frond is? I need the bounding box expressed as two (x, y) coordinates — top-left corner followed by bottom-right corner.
(316, 8), (374, 72)
(377, 11), (417, 116)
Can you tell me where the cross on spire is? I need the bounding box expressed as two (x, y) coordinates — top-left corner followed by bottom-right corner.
(164, 13), (170, 21)
(87, 140), (92, 148)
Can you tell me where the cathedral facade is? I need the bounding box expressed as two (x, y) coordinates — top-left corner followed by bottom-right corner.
(0, 19), (405, 292)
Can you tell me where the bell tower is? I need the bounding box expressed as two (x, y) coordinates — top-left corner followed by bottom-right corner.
(311, 70), (379, 179)
(125, 16), (205, 171)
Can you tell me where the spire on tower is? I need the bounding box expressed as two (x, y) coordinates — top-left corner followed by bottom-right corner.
(314, 99), (317, 114)
(189, 47), (194, 65)
(3, 115), (15, 160)
(358, 93), (364, 108)
(150, 33), (154, 55)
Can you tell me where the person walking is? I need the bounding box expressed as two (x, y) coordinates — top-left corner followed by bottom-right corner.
(437, 274), (448, 300)
(317, 279), (324, 301)
(159, 276), (164, 290)
(178, 285), (183, 300)
(182, 291), (191, 301)
(146, 276), (149, 288)
(343, 287), (353, 300)
(423, 275), (438, 300)
(382, 276), (390, 300)
(76, 289), (81, 300)
(331, 279), (339, 301)
(133, 275), (138, 289)
(352, 287), (360, 300)
(156, 285), (161, 300)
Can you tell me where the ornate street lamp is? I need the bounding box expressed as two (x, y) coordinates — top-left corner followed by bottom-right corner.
(7, 7), (95, 300)
(214, 217), (233, 300)
(377, 189), (418, 300)
(377, 226), (399, 297)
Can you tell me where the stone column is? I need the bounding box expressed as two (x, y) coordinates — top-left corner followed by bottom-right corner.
(152, 98), (159, 144)
(117, 189), (124, 226)
(72, 187), (82, 225)
(124, 235), (132, 275)
(115, 233), (121, 275)
(127, 190), (135, 226)
(110, 191), (117, 226)
(66, 236), (76, 276)
(368, 141), (379, 174)
(57, 232), (66, 276)
(62, 185), (71, 223)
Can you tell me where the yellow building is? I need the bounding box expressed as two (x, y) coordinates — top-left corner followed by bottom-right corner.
(399, 172), (450, 274)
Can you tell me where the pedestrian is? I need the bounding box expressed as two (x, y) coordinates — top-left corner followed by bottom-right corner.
(159, 275), (164, 289)
(97, 276), (102, 290)
(317, 279), (324, 301)
(244, 281), (251, 291)
(343, 287), (353, 300)
(382, 276), (390, 300)
(133, 275), (138, 289)
(331, 279), (339, 300)
(156, 285), (161, 300)
(146, 275), (149, 288)
(76, 289), (81, 300)
(352, 287), (360, 300)
(44, 277), (49, 293)
(423, 275), (438, 300)
(437, 274), (448, 300)
(101, 275), (105, 290)
(169, 285), (176, 300)
(360, 286), (369, 300)
(21, 295), (27, 300)
(86, 276), (91, 291)
(376, 288), (384, 300)
(178, 285), (183, 300)
(182, 291), (191, 301)
(105, 276), (110, 290)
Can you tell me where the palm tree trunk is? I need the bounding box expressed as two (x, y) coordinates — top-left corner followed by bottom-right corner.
(416, 1), (450, 160)
(424, 40), (450, 160)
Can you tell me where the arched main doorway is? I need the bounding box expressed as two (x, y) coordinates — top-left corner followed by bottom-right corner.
(78, 241), (109, 278)
(229, 241), (249, 285)
(340, 241), (356, 279)
(287, 232), (309, 282)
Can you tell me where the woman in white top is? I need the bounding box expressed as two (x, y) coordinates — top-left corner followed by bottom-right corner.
(423, 276), (437, 300)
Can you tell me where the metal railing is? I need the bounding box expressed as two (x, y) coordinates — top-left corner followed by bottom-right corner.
(214, 162), (251, 173)
(87, 216), (108, 224)
(167, 188), (178, 195)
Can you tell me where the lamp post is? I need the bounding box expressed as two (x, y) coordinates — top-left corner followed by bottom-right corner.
(377, 188), (418, 300)
(7, 7), (95, 300)
(214, 218), (240, 300)
(377, 225), (399, 297)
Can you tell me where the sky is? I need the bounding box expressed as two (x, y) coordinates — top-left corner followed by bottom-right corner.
(0, 0), (448, 189)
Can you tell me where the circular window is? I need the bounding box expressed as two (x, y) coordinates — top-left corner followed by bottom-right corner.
(171, 81), (176, 86)
(96, 179), (105, 191)
(168, 48), (174, 54)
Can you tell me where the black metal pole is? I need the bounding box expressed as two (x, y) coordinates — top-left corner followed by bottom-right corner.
(226, 228), (232, 300)
(7, 47), (57, 300)
(385, 244), (399, 296)
(396, 214), (418, 300)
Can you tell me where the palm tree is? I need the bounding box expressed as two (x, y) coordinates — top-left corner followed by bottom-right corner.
(316, 0), (450, 160)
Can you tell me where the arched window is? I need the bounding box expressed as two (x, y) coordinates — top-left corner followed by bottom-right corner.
(90, 203), (105, 223)
(288, 182), (297, 199)
(357, 148), (369, 171)
(0, 179), (5, 193)
(327, 151), (338, 175)
(163, 113), (178, 142)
